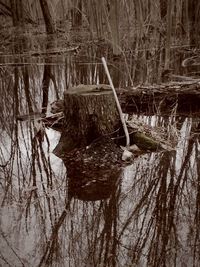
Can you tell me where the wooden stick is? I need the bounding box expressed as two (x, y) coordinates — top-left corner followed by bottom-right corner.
(101, 57), (130, 147)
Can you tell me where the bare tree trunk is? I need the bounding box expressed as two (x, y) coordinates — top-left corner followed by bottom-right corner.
(182, 0), (190, 41)
(71, 0), (82, 27)
(39, 0), (56, 34)
(160, 0), (167, 19)
(10, 0), (24, 26)
(109, 0), (121, 56)
(22, 66), (33, 113)
(41, 35), (57, 114)
(188, 0), (200, 46)
(41, 64), (51, 114)
(164, 0), (173, 70)
(10, 0), (34, 113)
(38, 0), (56, 113)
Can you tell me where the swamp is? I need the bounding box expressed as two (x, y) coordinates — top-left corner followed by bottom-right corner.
(0, 0), (200, 266)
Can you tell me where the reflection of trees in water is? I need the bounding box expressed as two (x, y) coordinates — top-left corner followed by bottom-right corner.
(117, 119), (200, 267)
(38, 186), (121, 267)
(0, 45), (66, 265)
(35, 124), (199, 267)
(1, 99), (200, 266)
(0, 46), (200, 266)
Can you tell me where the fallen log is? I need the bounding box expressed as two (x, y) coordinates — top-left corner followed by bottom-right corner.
(50, 82), (200, 117)
(117, 81), (200, 115)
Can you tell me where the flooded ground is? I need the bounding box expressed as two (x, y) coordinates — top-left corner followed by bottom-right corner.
(0, 37), (200, 267)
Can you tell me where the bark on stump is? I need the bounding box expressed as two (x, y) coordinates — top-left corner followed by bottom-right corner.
(54, 84), (120, 154)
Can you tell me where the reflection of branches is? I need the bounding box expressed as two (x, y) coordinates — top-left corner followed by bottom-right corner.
(146, 129), (197, 266)
(147, 152), (175, 266)
(1, 65), (21, 205)
(25, 131), (58, 229)
(22, 65), (33, 113)
(0, 229), (25, 266)
(0, 251), (12, 267)
(38, 201), (70, 267)
(1, 55), (200, 267)
(191, 137), (200, 265)
(98, 186), (120, 267)
(41, 64), (51, 114)
(41, 35), (57, 114)
(119, 176), (160, 240)
(116, 116), (199, 266)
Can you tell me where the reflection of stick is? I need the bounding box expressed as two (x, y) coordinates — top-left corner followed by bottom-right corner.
(101, 57), (130, 147)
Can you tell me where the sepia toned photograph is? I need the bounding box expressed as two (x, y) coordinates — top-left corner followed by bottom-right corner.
(0, 0), (200, 266)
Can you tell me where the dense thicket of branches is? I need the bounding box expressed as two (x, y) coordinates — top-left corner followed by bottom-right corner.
(0, 0), (199, 48)
(0, 2), (200, 267)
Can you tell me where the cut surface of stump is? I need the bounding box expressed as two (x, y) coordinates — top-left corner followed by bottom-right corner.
(60, 84), (120, 152)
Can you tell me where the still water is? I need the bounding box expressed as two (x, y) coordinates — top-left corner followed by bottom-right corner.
(0, 45), (200, 266)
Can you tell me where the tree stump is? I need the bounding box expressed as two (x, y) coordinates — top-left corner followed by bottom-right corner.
(58, 84), (120, 153)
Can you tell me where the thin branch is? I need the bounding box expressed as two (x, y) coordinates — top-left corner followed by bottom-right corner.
(101, 57), (130, 147)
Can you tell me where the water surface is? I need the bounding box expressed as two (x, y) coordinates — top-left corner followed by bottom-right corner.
(0, 41), (200, 267)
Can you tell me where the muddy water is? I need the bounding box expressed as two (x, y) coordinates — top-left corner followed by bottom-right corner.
(0, 44), (200, 267)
